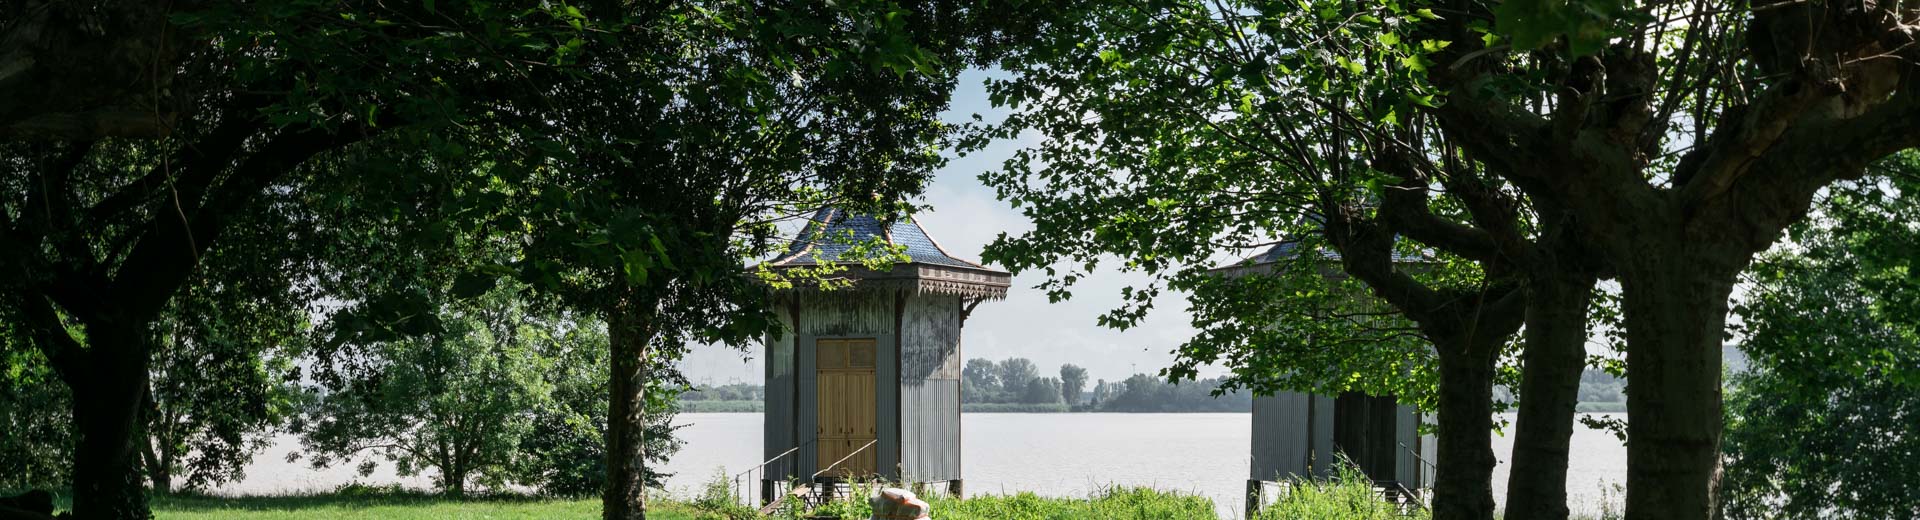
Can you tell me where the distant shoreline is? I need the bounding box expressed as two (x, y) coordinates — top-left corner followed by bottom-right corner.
(677, 400), (1630, 414)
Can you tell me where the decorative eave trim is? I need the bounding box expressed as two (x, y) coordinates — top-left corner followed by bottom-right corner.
(761, 262), (1011, 300)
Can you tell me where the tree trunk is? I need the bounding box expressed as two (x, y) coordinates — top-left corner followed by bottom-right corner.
(68, 321), (156, 520)
(447, 468), (468, 497)
(140, 387), (174, 496)
(140, 435), (172, 496)
(1618, 256), (1741, 520)
(1431, 345), (1500, 520)
(1503, 273), (1595, 520)
(604, 295), (654, 520)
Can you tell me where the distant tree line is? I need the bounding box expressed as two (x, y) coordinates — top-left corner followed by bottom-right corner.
(670, 358), (1630, 415)
(960, 357), (1248, 412)
(680, 383), (763, 402)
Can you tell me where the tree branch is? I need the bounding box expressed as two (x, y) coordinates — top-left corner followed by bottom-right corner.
(112, 125), (374, 320)
(1373, 147), (1504, 264)
(1676, 77), (1822, 209)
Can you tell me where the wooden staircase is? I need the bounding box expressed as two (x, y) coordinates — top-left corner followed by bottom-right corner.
(758, 479), (859, 515)
(1374, 481), (1428, 516)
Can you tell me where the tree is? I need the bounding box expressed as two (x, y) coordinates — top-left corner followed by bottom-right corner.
(467, 3), (1030, 516)
(1020, 377), (1064, 404)
(0, 2), (605, 516)
(301, 288), (557, 496)
(516, 316), (684, 497)
(0, 336), (70, 491)
(1421, 3), (1920, 518)
(1094, 373), (1250, 413)
(1089, 379), (1115, 407)
(1719, 166), (1920, 519)
(996, 358), (1040, 396)
(964, 358), (1003, 401)
(1059, 364), (1088, 405)
(967, 3), (1608, 518)
(979, 0), (1920, 517)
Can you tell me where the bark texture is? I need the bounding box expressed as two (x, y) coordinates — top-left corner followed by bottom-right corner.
(0, 0), (191, 138)
(69, 319), (156, 520)
(1431, 346), (1500, 520)
(604, 295), (654, 520)
(1617, 253), (1743, 520)
(1324, 204), (1526, 520)
(1503, 273), (1596, 520)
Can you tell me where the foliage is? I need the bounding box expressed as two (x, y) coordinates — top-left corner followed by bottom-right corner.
(141, 204), (310, 493)
(0, 193), (309, 494)
(958, 403), (1073, 413)
(1095, 374), (1250, 413)
(957, 0), (1537, 418)
(1059, 364), (1088, 405)
(514, 320), (684, 496)
(789, 481), (1221, 520)
(297, 288), (562, 495)
(0, 341), (71, 490)
(961, 357), (1065, 405)
(1, 0), (639, 515)
(1719, 170), (1920, 520)
(679, 401), (766, 413)
(1256, 461), (1430, 520)
(996, 358), (1041, 396)
(961, 0), (1920, 515)
(1020, 377), (1065, 405)
(682, 384), (765, 402)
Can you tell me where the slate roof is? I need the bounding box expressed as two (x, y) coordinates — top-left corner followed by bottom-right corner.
(1223, 238), (1429, 270)
(768, 208), (998, 271)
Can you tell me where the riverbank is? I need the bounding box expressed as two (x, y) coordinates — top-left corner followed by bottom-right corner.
(680, 401), (1238, 413)
(13, 483), (1407, 520)
(683, 401), (1630, 413)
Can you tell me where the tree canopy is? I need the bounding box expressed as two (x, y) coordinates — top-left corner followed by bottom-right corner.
(963, 0), (1920, 518)
(1721, 157), (1920, 519)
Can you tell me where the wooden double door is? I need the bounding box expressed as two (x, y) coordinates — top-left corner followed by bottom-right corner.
(816, 338), (878, 477)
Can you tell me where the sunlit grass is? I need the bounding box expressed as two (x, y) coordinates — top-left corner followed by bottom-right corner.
(151, 493), (600, 520)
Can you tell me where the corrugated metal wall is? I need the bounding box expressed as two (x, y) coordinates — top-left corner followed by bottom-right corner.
(764, 304), (797, 480)
(1249, 391), (1334, 481)
(768, 291), (899, 480)
(899, 295), (962, 482)
(1251, 391), (1429, 488)
(1394, 403), (1419, 486)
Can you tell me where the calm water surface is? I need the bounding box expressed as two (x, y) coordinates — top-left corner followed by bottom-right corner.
(659, 413), (1626, 519)
(210, 413), (1623, 518)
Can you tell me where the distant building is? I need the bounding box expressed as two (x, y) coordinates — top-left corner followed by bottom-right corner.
(755, 208), (1009, 502)
(1211, 240), (1436, 513)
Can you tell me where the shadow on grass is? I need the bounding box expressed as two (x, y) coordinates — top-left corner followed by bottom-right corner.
(149, 485), (570, 513)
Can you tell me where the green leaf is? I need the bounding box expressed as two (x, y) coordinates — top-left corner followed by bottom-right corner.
(452, 271), (499, 299)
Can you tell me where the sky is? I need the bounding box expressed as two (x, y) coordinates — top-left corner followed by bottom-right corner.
(677, 70), (1218, 386)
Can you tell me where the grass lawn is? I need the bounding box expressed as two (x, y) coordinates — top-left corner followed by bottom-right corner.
(9, 475), (1457, 519)
(150, 494), (602, 520)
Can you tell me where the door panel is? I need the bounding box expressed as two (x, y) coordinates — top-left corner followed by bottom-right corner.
(815, 338), (878, 478)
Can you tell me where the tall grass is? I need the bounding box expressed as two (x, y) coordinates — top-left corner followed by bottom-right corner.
(786, 481), (1216, 520)
(1254, 463), (1429, 520)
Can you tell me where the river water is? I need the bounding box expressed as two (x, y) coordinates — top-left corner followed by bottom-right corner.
(654, 413), (1626, 519)
(210, 412), (1625, 519)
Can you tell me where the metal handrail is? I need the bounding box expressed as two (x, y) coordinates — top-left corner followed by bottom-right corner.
(1390, 481), (1429, 512)
(811, 438), (879, 480)
(1396, 442), (1434, 514)
(1398, 442), (1437, 474)
(736, 443), (805, 481)
(734, 438), (818, 507)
